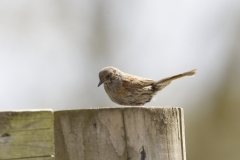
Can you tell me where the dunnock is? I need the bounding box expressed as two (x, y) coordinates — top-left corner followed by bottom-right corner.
(98, 66), (196, 106)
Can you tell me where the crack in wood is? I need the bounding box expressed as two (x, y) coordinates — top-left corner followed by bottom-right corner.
(122, 109), (130, 160)
(140, 146), (146, 160)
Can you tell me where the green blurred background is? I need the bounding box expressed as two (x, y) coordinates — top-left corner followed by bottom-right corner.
(0, 1), (240, 159)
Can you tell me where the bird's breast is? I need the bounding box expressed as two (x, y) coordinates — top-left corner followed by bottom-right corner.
(104, 83), (152, 106)
(104, 82), (132, 105)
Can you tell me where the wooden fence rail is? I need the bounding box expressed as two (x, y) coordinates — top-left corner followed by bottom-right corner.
(0, 107), (186, 160)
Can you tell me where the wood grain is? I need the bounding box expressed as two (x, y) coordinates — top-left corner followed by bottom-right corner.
(0, 110), (54, 160)
(54, 107), (186, 160)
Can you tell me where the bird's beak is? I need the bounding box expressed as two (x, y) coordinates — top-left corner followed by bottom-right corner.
(98, 80), (104, 87)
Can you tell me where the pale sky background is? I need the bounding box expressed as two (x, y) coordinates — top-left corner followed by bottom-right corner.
(0, 0), (238, 110)
(0, 1), (240, 159)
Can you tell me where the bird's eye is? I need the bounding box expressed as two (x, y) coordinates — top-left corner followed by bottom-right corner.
(106, 75), (110, 79)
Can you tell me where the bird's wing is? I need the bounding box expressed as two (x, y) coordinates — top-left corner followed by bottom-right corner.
(121, 74), (155, 90)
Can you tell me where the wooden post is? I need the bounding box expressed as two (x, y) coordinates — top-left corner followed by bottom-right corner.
(0, 110), (54, 160)
(54, 107), (186, 160)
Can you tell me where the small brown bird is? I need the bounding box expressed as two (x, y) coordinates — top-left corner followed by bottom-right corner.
(98, 66), (196, 106)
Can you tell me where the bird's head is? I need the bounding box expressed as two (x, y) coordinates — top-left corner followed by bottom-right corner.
(98, 66), (121, 87)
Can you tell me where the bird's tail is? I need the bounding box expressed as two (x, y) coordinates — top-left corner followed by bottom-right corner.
(152, 69), (196, 92)
(156, 69), (196, 84)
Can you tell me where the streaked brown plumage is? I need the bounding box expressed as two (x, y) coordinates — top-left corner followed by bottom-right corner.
(98, 66), (196, 106)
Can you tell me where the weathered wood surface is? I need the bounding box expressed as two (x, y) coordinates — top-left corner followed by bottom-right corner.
(54, 107), (186, 160)
(0, 110), (54, 160)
